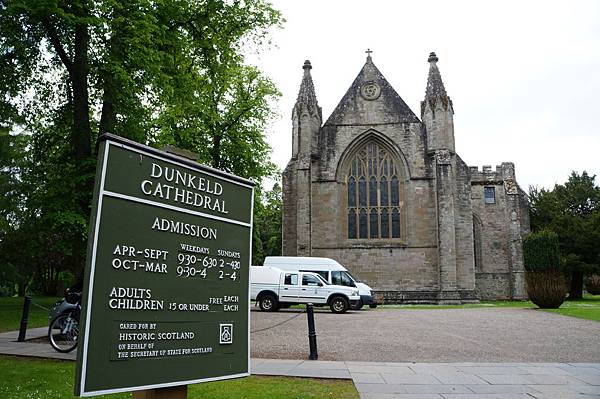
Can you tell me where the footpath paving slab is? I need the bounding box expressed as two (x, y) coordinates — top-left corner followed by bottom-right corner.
(1, 328), (600, 398)
(348, 362), (600, 399)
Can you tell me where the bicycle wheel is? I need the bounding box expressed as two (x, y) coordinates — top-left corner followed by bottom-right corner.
(48, 312), (79, 353)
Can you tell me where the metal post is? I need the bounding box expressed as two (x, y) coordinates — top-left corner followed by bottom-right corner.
(306, 303), (318, 360)
(17, 296), (32, 342)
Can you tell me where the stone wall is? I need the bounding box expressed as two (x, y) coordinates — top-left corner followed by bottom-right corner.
(282, 162), (298, 256)
(308, 122), (440, 295)
(454, 156), (476, 294)
(470, 163), (527, 299)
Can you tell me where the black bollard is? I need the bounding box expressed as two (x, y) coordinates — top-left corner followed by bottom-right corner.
(306, 303), (318, 360)
(17, 296), (32, 342)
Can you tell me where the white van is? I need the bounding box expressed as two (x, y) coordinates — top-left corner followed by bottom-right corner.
(250, 266), (360, 313)
(263, 256), (377, 309)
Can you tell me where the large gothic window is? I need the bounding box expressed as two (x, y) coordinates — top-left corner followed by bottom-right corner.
(347, 142), (402, 239)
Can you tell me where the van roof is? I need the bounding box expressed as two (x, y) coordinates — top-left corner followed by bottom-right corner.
(263, 256), (345, 269)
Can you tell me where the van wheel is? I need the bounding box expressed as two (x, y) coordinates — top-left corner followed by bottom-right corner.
(259, 294), (278, 312)
(330, 296), (349, 314)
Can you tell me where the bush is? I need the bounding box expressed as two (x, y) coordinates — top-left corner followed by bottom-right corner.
(523, 230), (561, 273)
(0, 285), (16, 297)
(525, 271), (567, 308)
(523, 230), (567, 308)
(585, 274), (600, 295)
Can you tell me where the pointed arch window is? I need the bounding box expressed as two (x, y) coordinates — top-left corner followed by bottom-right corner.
(346, 141), (402, 239)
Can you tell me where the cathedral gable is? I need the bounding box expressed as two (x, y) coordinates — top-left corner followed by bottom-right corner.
(323, 58), (420, 126)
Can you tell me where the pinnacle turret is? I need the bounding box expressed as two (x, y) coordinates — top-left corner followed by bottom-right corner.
(425, 52), (448, 100)
(421, 51), (455, 152)
(295, 60), (319, 114)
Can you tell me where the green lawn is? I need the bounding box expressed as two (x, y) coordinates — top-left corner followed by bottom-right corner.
(544, 295), (600, 322)
(377, 294), (600, 322)
(0, 356), (359, 399)
(0, 296), (60, 333)
(377, 300), (535, 310)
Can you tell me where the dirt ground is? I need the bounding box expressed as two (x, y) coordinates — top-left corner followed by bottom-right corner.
(250, 307), (600, 362)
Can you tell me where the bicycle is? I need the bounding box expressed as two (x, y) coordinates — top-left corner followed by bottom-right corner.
(48, 293), (81, 353)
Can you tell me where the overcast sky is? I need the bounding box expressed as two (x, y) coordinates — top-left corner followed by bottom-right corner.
(247, 0), (600, 191)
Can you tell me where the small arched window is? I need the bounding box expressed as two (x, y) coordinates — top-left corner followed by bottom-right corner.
(347, 141), (401, 239)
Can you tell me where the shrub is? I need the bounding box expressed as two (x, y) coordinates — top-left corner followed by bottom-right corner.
(523, 230), (561, 273)
(523, 230), (567, 308)
(585, 274), (600, 295)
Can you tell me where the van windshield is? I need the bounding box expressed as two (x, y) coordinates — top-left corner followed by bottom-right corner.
(344, 271), (360, 283)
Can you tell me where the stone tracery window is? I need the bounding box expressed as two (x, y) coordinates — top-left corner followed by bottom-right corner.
(347, 141), (402, 239)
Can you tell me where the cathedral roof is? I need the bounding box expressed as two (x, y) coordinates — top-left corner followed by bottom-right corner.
(323, 55), (420, 126)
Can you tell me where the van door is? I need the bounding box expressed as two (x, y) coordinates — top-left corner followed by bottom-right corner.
(280, 273), (300, 303)
(299, 273), (327, 304)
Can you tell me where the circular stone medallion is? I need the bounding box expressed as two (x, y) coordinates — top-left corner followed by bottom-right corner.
(360, 81), (381, 101)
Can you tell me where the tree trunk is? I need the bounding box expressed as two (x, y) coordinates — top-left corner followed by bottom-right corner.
(17, 276), (29, 297)
(69, 5), (93, 276)
(71, 15), (92, 163)
(17, 285), (25, 297)
(99, 86), (116, 135)
(98, 20), (123, 136)
(212, 133), (222, 169)
(568, 270), (584, 299)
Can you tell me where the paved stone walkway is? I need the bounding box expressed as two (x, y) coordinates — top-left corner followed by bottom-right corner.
(2, 328), (600, 398)
(252, 359), (600, 398)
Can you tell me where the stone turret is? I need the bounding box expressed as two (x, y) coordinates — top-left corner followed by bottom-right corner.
(422, 52), (462, 303)
(421, 52), (455, 152)
(291, 60), (322, 158)
(283, 60), (322, 257)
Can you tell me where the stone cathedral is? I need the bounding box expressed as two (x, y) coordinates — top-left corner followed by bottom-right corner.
(282, 52), (530, 303)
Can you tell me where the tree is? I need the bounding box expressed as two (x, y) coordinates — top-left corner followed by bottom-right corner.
(1, 0), (281, 175)
(253, 182), (282, 265)
(523, 230), (567, 308)
(529, 171), (600, 299)
(0, 116), (90, 294)
(0, 0), (282, 294)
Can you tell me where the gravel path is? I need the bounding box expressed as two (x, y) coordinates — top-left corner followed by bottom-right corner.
(250, 307), (600, 362)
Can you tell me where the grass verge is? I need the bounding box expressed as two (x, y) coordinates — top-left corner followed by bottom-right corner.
(0, 356), (358, 399)
(0, 296), (59, 333)
(376, 294), (600, 322)
(544, 295), (600, 322)
(376, 299), (538, 310)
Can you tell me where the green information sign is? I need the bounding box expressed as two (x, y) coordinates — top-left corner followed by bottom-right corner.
(75, 134), (254, 396)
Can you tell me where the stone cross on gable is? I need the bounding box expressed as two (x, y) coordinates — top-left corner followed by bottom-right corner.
(365, 48), (373, 59)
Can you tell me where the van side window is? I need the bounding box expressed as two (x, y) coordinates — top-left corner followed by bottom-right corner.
(331, 271), (342, 286)
(284, 273), (298, 285)
(302, 275), (321, 286)
(341, 272), (355, 287)
(300, 270), (328, 281)
(332, 271), (354, 287)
